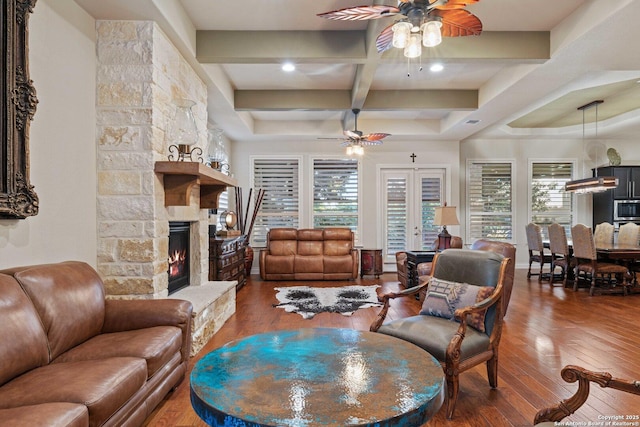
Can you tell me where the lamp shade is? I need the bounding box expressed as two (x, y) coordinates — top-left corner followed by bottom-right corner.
(433, 205), (459, 226)
(421, 20), (442, 47)
(392, 21), (412, 48)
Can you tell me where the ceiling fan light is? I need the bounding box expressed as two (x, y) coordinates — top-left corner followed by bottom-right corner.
(353, 144), (364, 156)
(404, 33), (422, 58)
(421, 20), (442, 47)
(392, 21), (412, 48)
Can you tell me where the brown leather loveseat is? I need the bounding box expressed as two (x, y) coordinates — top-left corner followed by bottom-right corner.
(0, 261), (193, 427)
(259, 228), (358, 280)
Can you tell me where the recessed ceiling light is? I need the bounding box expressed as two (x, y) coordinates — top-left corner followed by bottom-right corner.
(282, 63), (296, 72)
(430, 63), (444, 72)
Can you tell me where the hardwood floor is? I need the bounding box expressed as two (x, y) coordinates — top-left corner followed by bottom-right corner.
(144, 269), (640, 427)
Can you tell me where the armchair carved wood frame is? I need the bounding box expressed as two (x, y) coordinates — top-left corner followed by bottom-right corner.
(534, 365), (640, 424)
(370, 249), (511, 419)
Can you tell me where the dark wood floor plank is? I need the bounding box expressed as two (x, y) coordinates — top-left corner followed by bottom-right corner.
(144, 269), (640, 427)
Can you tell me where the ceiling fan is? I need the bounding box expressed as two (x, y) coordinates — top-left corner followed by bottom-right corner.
(318, 0), (482, 54)
(320, 109), (390, 153)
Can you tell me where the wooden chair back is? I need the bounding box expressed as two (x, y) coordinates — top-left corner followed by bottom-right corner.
(571, 224), (597, 261)
(618, 222), (640, 246)
(548, 223), (570, 256)
(525, 223), (544, 253)
(594, 222), (614, 246)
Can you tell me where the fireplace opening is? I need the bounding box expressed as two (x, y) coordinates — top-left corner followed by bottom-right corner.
(168, 221), (190, 295)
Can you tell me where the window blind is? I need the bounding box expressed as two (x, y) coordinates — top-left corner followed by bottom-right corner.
(251, 158), (300, 246)
(468, 162), (513, 241)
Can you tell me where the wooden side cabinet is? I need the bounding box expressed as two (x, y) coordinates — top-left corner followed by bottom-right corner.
(360, 249), (383, 278)
(209, 236), (246, 290)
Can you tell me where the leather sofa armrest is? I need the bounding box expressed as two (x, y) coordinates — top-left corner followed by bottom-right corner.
(103, 299), (193, 362)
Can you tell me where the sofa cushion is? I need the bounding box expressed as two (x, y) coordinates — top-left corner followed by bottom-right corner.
(324, 255), (355, 274)
(0, 274), (49, 386)
(264, 254), (295, 274)
(297, 229), (324, 241)
(0, 403), (88, 427)
(297, 240), (323, 256)
(12, 261), (106, 360)
(52, 326), (183, 378)
(419, 277), (493, 332)
(269, 240), (297, 256)
(0, 357), (147, 427)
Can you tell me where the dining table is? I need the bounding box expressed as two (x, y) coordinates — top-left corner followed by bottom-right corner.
(543, 240), (640, 292)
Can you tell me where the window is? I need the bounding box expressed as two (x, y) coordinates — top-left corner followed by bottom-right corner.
(251, 157), (301, 246)
(530, 162), (574, 240)
(467, 161), (513, 241)
(312, 158), (359, 238)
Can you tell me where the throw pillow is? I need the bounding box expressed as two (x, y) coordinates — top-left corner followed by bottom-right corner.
(419, 277), (494, 333)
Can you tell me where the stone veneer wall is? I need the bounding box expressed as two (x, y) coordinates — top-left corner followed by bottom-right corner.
(96, 21), (208, 299)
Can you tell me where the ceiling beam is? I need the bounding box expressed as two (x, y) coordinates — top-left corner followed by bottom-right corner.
(234, 89), (478, 111)
(196, 31), (550, 64)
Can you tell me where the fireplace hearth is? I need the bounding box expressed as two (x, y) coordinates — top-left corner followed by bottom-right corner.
(168, 221), (191, 294)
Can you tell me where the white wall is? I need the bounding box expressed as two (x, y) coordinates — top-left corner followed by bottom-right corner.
(231, 138), (461, 256)
(0, 0), (97, 268)
(461, 137), (640, 267)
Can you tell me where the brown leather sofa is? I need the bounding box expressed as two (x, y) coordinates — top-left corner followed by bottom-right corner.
(259, 228), (358, 280)
(0, 261), (193, 427)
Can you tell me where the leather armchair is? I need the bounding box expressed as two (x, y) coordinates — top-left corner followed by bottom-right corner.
(371, 249), (511, 419)
(469, 239), (516, 317)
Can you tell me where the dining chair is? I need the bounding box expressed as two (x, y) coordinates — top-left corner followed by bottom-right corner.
(525, 223), (552, 282)
(616, 223), (640, 283)
(570, 224), (630, 295)
(593, 222), (615, 246)
(617, 222), (640, 246)
(370, 248), (511, 419)
(547, 223), (574, 287)
(534, 365), (640, 425)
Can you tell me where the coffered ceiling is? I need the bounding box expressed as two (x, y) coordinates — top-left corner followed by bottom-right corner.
(74, 0), (640, 143)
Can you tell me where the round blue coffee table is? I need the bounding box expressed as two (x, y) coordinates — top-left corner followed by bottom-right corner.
(190, 327), (444, 426)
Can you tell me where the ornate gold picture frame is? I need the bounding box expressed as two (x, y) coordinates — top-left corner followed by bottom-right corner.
(1, 0), (39, 219)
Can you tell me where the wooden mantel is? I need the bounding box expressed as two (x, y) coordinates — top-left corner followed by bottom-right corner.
(154, 161), (238, 209)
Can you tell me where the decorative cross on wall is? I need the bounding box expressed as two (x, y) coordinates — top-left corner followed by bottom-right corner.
(410, 153), (417, 163)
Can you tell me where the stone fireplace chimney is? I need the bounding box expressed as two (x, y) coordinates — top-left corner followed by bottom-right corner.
(94, 20), (234, 354)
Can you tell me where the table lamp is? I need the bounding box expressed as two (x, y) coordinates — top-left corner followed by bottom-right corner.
(433, 204), (459, 250)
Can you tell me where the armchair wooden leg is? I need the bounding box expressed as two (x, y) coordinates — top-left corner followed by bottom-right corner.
(487, 356), (499, 388)
(445, 373), (459, 419)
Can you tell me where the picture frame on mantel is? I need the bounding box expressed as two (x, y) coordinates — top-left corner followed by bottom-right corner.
(1, 0), (39, 219)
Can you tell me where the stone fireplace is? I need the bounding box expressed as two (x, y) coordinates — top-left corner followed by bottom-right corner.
(94, 20), (235, 355)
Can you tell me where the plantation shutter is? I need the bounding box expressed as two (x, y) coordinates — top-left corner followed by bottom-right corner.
(385, 176), (408, 257)
(251, 158), (300, 246)
(312, 158), (359, 237)
(468, 162), (513, 241)
(531, 162), (574, 239)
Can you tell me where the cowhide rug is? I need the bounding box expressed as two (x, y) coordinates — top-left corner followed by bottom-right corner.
(273, 285), (382, 319)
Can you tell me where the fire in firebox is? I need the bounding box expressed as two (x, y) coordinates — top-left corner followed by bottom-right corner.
(168, 249), (187, 278)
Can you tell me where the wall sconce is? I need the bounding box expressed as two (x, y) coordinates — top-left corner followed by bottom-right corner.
(168, 99), (202, 162)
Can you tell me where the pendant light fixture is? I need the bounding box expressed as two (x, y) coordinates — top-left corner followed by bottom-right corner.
(565, 100), (618, 194)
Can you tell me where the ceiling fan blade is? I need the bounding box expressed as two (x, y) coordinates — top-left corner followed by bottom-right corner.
(433, 9), (482, 37)
(317, 5), (400, 21)
(362, 133), (391, 143)
(376, 23), (394, 53)
(433, 0), (480, 10)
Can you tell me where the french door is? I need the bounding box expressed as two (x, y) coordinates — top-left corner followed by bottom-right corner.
(381, 168), (445, 263)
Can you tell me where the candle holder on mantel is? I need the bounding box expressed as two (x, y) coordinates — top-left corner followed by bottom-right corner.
(205, 126), (230, 173)
(167, 99), (203, 162)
